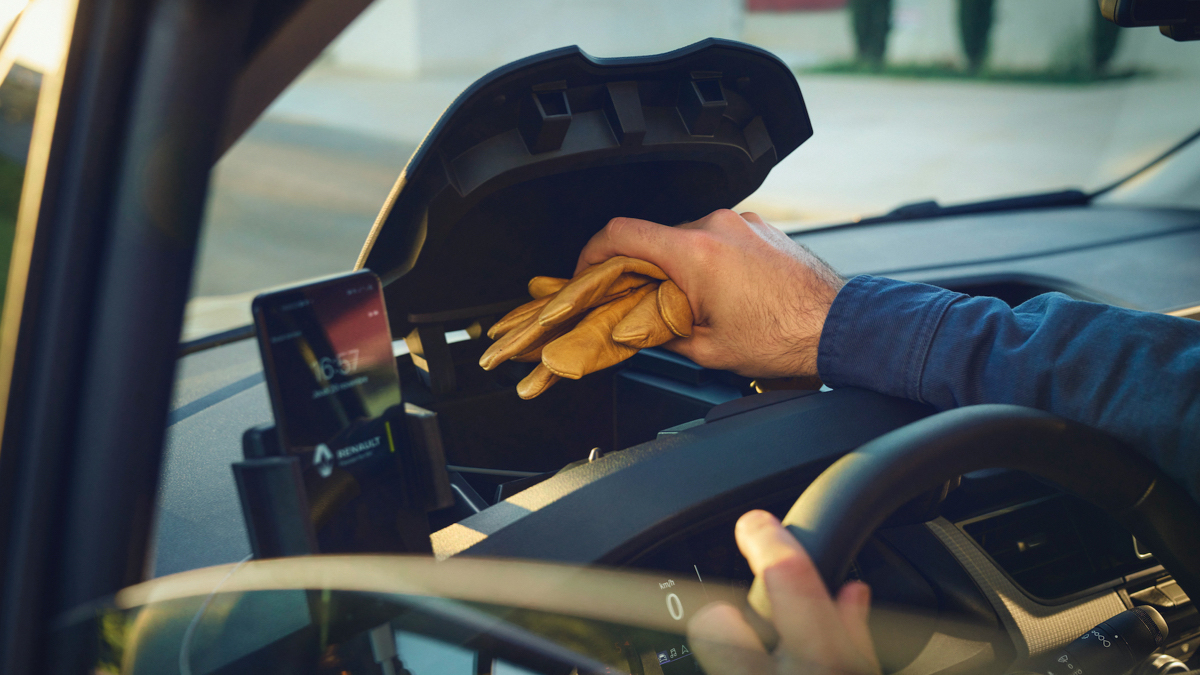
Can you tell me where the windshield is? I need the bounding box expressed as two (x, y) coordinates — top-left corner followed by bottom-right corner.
(139, 6), (1200, 674)
(78, 555), (994, 675)
(81, 556), (740, 675)
(183, 1), (1200, 341)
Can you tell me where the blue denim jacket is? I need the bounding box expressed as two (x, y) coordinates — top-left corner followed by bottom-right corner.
(818, 275), (1200, 501)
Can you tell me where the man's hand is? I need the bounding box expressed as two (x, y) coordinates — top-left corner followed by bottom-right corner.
(576, 210), (842, 378)
(687, 510), (880, 675)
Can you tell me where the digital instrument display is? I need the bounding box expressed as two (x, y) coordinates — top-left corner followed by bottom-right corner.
(253, 270), (412, 553)
(647, 570), (706, 674)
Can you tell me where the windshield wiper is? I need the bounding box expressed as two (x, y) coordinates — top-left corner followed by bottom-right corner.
(834, 124), (1200, 231)
(859, 188), (1091, 226)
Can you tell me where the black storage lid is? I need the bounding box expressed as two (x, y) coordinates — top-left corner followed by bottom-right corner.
(356, 38), (812, 339)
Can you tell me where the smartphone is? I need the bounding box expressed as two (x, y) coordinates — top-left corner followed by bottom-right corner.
(252, 270), (413, 552)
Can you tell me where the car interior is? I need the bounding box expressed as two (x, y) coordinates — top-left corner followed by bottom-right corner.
(0, 0), (1196, 674)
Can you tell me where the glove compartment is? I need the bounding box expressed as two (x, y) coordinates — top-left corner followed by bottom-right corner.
(360, 39), (812, 472)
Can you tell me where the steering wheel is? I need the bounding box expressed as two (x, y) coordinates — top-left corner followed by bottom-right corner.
(748, 404), (1200, 627)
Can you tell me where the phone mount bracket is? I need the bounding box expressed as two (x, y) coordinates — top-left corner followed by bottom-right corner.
(233, 403), (453, 558)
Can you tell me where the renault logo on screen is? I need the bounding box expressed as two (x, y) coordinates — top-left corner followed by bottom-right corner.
(313, 443), (334, 478)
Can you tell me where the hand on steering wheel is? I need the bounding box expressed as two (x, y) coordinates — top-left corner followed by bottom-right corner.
(687, 510), (881, 675)
(714, 406), (1200, 675)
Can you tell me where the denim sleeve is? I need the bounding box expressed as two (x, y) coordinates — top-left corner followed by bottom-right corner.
(817, 275), (1200, 501)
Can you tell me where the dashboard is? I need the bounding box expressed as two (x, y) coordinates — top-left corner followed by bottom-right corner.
(802, 205), (1200, 315)
(157, 202), (1200, 674)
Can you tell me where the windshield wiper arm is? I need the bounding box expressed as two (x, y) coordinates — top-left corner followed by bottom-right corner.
(861, 188), (1091, 225)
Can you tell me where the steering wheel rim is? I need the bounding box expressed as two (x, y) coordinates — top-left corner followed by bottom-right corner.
(748, 404), (1200, 621)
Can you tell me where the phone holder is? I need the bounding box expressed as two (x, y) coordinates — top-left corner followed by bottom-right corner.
(233, 403), (453, 558)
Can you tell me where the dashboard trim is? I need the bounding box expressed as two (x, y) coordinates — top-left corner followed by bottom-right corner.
(926, 518), (1126, 662)
(862, 221), (1200, 279)
(432, 389), (934, 563)
(1167, 304), (1200, 320)
(951, 495), (1143, 606)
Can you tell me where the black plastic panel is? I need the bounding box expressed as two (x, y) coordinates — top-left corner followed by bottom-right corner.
(435, 388), (932, 564)
(878, 524), (1017, 673)
(614, 369), (741, 450)
(960, 494), (1153, 601)
(358, 39), (812, 339)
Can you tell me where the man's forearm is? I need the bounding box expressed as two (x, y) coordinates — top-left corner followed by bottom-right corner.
(818, 275), (1200, 500)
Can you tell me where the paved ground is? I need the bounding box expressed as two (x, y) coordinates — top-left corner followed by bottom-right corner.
(751, 71), (1200, 224)
(191, 120), (415, 295)
(185, 60), (1200, 338)
(186, 119), (416, 339)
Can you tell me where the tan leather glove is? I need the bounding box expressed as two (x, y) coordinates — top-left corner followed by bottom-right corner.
(611, 280), (692, 348)
(480, 257), (695, 399)
(537, 256), (668, 327)
(541, 284), (654, 378)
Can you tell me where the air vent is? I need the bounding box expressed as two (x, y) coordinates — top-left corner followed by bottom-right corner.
(960, 494), (1155, 601)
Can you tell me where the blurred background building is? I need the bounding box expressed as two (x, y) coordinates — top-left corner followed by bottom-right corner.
(179, 0), (1200, 338)
(324, 0), (1195, 76)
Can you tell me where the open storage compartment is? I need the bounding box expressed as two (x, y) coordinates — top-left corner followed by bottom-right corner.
(355, 39), (814, 474)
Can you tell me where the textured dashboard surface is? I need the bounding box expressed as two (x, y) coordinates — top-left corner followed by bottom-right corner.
(927, 518), (1127, 662)
(153, 339), (271, 576)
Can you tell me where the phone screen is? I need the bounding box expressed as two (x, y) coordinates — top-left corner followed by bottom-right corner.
(253, 271), (413, 553)
(253, 271), (401, 450)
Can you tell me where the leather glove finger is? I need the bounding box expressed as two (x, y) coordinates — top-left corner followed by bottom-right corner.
(536, 270), (656, 328)
(538, 256), (668, 327)
(528, 276), (568, 299)
(611, 283), (675, 349)
(488, 295), (552, 340)
(517, 363), (561, 400)
(511, 350), (544, 363)
(541, 285), (654, 379)
(657, 279), (694, 338)
(480, 309), (549, 367)
(611, 280), (694, 348)
(508, 320), (577, 363)
(480, 311), (567, 370)
(490, 271), (651, 341)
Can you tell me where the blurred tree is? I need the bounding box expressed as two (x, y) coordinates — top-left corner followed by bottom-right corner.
(850, 0), (892, 69)
(1092, 7), (1122, 73)
(958, 0), (995, 74)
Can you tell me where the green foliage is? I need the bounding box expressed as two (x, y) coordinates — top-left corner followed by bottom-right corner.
(0, 154), (25, 217)
(0, 154), (25, 317)
(850, 0), (893, 70)
(1092, 9), (1122, 73)
(958, 0), (996, 73)
(94, 608), (132, 674)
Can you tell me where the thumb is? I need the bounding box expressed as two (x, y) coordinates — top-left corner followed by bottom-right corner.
(661, 335), (718, 370)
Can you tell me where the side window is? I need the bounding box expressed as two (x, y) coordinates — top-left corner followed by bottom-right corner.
(0, 0), (56, 324)
(0, 0), (75, 425)
(0, 61), (39, 312)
